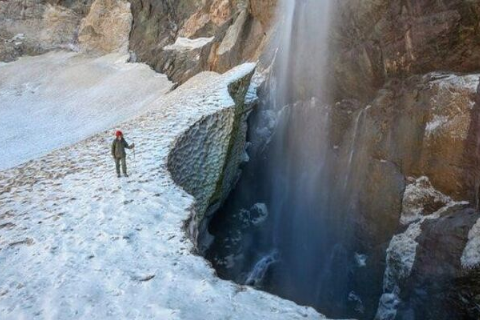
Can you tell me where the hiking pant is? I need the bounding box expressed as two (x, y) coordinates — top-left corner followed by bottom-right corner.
(115, 157), (127, 175)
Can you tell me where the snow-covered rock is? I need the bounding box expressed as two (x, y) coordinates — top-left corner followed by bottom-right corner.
(425, 73), (480, 140)
(164, 37), (215, 52)
(400, 176), (451, 225)
(0, 55), (325, 319)
(461, 217), (480, 269)
(377, 177), (469, 320)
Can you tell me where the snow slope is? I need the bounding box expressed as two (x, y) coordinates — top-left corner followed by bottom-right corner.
(0, 51), (172, 170)
(0, 54), (324, 320)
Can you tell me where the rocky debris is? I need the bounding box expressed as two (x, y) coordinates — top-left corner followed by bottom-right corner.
(245, 203), (269, 226)
(131, 273), (156, 282)
(78, 0), (132, 54)
(8, 238), (34, 247)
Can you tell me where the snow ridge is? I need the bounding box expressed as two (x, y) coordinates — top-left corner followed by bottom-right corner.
(0, 57), (323, 319)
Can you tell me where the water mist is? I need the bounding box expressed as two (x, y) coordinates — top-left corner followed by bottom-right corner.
(206, 0), (369, 318)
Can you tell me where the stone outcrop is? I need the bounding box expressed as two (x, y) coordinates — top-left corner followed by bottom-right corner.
(127, 0), (276, 83)
(375, 193), (479, 320)
(78, 0), (132, 54)
(0, 0), (276, 79)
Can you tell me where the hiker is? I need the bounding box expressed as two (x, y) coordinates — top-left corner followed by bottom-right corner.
(111, 130), (135, 177)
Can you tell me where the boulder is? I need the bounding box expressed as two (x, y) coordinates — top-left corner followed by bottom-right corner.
(398, 207), (480, 319)
(78, 0), (132, 54)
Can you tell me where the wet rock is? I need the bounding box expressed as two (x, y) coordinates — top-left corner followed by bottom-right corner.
(462, 217), (480, 269)
(398, 207), (480, 320)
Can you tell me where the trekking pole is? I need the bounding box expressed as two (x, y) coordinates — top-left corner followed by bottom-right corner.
(133, 140), (137, 171)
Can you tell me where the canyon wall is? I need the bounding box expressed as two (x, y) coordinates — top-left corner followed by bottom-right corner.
(327, 1), (480, 318)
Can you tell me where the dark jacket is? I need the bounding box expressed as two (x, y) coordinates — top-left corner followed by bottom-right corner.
(111, 138), (133, 159)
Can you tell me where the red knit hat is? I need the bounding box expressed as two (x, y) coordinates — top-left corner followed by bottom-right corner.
(115, 130), (123, 137)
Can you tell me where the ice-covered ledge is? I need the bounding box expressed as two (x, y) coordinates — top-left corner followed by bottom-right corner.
(0, 61), (325, 319)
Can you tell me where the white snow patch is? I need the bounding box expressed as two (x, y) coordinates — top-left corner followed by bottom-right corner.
(354, 253), (367, 268)
(0, 57), (325, 319)
(375, 292), (401, 320)
(164, 37), (214, 52)
(428, 73), (480, 92)
(425, 115), (449, 135)
(461, 217), (480, 269)
(0, 51), (172, 170)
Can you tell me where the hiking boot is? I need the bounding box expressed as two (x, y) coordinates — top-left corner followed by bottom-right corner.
(124, 174), (129, 177)
(117, 174), (121, 178)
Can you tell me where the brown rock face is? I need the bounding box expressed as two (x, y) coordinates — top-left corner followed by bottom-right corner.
(0, 0), (88, 61)
(127, 0), (276, 83)
(325, 72), (480, 318)
(332, 0), (480, 100)
(78, 0), (132, 54)
(249, 0), (277, 29)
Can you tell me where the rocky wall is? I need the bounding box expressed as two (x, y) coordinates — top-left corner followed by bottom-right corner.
(0, 0), (85, 61)
(0, 0), (133, 61)
(127, 0), (276, 84)
(325, 71), (480, 319)
(332, 0), (480, 101)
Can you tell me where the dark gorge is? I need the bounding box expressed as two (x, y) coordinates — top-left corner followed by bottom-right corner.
(203, 0), (480, 319)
